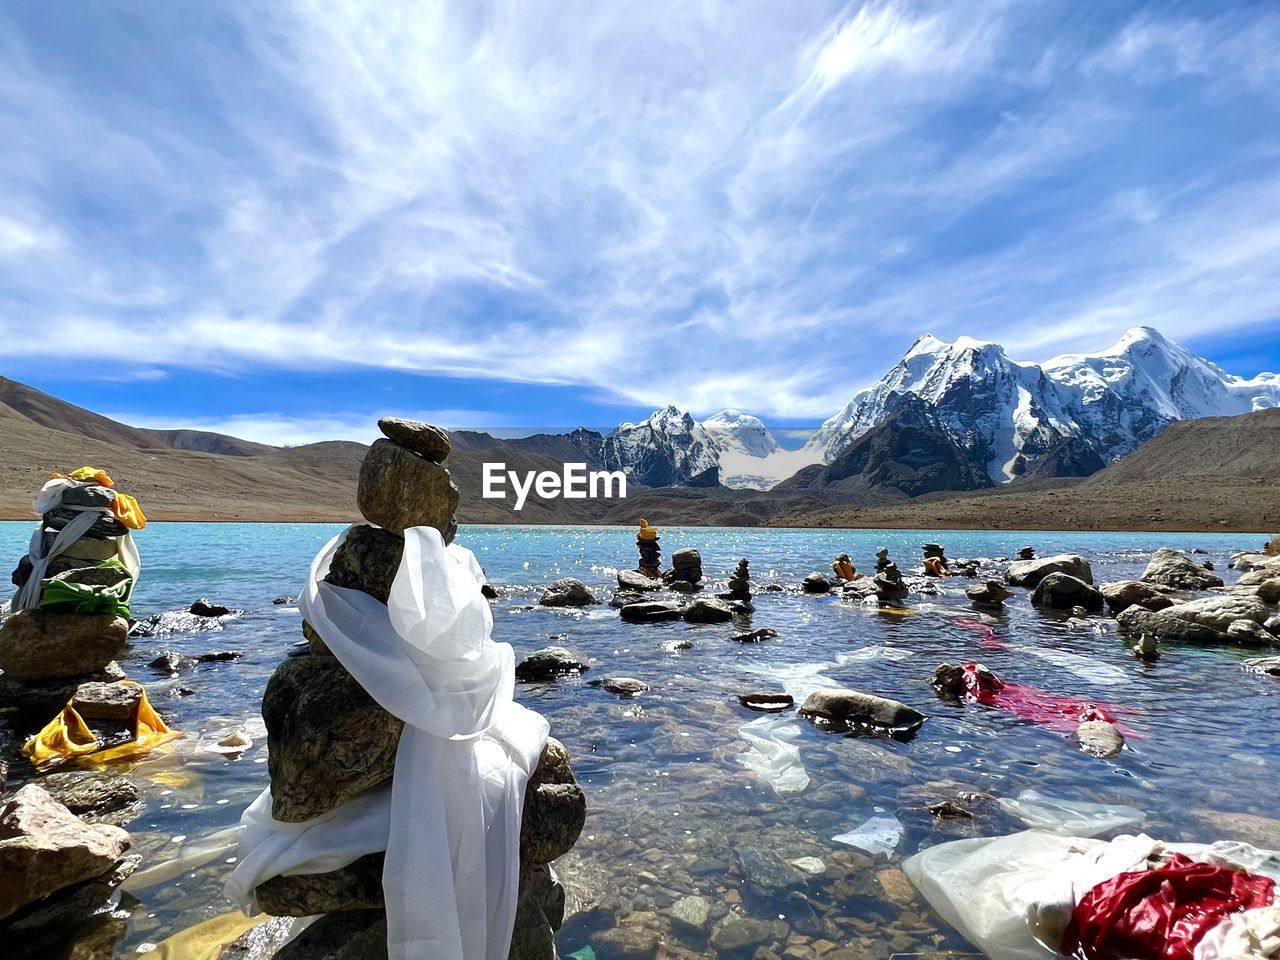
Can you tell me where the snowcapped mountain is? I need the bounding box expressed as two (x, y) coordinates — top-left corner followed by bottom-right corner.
(703, 409), (779, 458)
(809, 326), (1280, 483)
(600, 406), (722, 487)
(701, 409), (824, 490)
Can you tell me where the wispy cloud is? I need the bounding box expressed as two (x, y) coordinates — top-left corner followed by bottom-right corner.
(1, 0), (1278, 422)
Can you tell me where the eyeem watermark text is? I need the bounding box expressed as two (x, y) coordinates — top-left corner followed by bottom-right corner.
(482, 463), (627, 511)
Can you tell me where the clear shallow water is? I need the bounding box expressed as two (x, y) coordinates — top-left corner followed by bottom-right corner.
(2, 522), (1278, 958)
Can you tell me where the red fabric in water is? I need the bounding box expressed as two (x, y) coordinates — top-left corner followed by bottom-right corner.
(1061, 853), (1274, 960)
(954, 618), (1006, 650)
(961, 663), (1122, 732)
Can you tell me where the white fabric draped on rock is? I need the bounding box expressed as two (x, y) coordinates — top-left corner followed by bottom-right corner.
(14, 478), (140, 612)
(225, 525), (549, 960)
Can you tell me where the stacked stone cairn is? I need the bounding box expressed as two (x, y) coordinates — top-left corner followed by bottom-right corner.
(0, 474), (138, 718)
(636, 521), (662, 578)
(874, 562), (909, 603)
(720, 559), (752, 603)
(256, 418), (586, 960)
(663, 548), (703, 591)
(874, 547), (891, 574)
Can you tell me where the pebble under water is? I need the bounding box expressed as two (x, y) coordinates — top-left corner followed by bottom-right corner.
(2, 521), (1278, 960)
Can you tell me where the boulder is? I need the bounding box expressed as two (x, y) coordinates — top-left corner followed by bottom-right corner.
(356, 438), (459, 538)
(802, 572), (834, 594)
(147, 650), (196, 674)
(873, 574), (909, 602)
(538, 579), (596, 608)
(1269, 614), (1280, 636)
(1231, 553), (1280, 573)
(0, 784), (130, 923)
(710, 911), (774, 953)
(0, 611), (128, 681)
(71, 681), (141, 721)
(1164, 595), (1269, 633)
(263, 655), (404, 822)
(667, 548), (703, 584)
(189, 598), (232, 618)
(594, 677), (649, 695)
(0, 662), (125, 720)
(1075, 721), (1124, 758)
(325, 524), (405, 604)
(616, 570), (660, 592)
(257, 851), (386, 916)
(515, 647), (589, 682)
(272, 909), (388, 960)
(5, 852), (138, 942)
(37, 773), (141, 827)
(1100, 580), (1175, 615)
(11, 553), (88, 589)
(508, 865), (566, 960)
(1031, 573), (1105, 612)
(843, 578), (880, 601)
(1005, 554), (1092, 587)
(521, 739), (586, 866)
(1244, 657), (1280, 677)
(1116, 606), (1227, 644)
(966, 581), (1012, 607)
(619, 600), (684, 623)
(1140, 548), (1224, 590)
(376, 417), (451, 462)
(1227, 619), (1275, 647)
(1248, 578), (1280, 604)
(800, 687), (926, 732)
(682, 598), (733, 624)
(608, 590), (648, 609)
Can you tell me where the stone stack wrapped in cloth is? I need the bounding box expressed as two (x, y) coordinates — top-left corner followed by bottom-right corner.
(636, 519), (661, 578)
(0, 467), (149, 723)
(225, 419), (586, 960)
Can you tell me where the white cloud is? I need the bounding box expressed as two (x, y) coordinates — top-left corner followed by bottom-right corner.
(109, 409), (506, 447)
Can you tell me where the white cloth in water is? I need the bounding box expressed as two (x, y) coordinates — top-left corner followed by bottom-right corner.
(997, 789), (1146, 837)
(14, 478), (139, 612)
(1195, 905), (1280, 960)
(736, 715), (809, 795)
(225, 525), (549, 960)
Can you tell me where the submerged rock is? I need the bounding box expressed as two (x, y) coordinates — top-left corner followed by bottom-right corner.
(619, 600), (684, 623)
(131, 610), (230, 639)
(1075, 721), (1124, 758)
(1116, 606), (1228, 644)
(357, 438), (459, 538)
(966, 581), (1012, 607)
(1164, 595), (1269, 633)
(0, 611), (128, 681)
(515, 646), (589, 681)
(1031, 573), (1104, 612)
(593, 677), (649, 696)
(263, 655), (404, 823)
(1244, 656), (1280, 677)
(189, 598), (232, 618)
(800, 687), (926, 732)
(1227, 619), (1275, 647)
(732, 628), (778, 643)
(616, 570), (660, 592)
(1100, 580), (1175, 615)
(1141, 548), (1224, 590)
(1005, 554), (1092, 587)
(710, 911), (775, 953)
(538, 579), (596, 608)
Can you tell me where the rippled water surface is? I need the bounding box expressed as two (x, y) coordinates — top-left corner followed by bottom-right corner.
(2, 522), (1278, 959)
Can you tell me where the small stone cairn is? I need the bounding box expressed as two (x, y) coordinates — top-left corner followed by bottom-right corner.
(874, 562), (909, 603)
(255, 418), (586, 960)
(664, 548), (703, 591)
(720, 559), (752, 603)
(874, 547), (891, 574)
(636, 520), (662, 578)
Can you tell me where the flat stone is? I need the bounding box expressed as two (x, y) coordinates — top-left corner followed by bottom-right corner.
(1031, 573), (1104, 612)
(0, 662), (125, 720)
(595, 926), (660, 960)
(0, 611), (128, 681)
(263, 655), (403, 822)
(37, 773), (141, 827)
(617, 570), (661, 592)
(800, 687), (926, 732)
(5, 852), (139, 941)
(1164, 595), (1269, 633)
(683, 598), (733, 623)
(595, 677), (649, 695)
(49, 562), (131, 589)
(738, 845), (806, 892)
(1005, 554), (1092, 587)
(0, 784), (130, 923)
(71, 681), (141, 721)
(802, 573), (834, 594)
(539, 578), (596, 608)
(357, 438), (459, 538)
(1100, 580), (1175, 615)
(1116, 606), (1228, 644)
(1141, 548), (1224, 590)
(711, 911), (775, 953)
(325, 524), (405, 604)
(966, 581), (1011, 606)
(619, 601), (684, 623)
(669, 894), (712, 933)
(376, 417), (451, 462)
(515, 646), (589, 682)
(1075, 720), (1124, 758)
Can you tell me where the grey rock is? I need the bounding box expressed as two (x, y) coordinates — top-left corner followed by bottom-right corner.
(669, 895), (712, 933)
(1005, 554), (1093, 587)
(48, 562), (131, 590)
(131, 609), (230, 639)
(1244, 656), (1280, 676)
(515, 646), (589, 681)
(37, 773), (141, 827)
(263, 655), (404, 822)
(800, 687), (926, 732)
(257, 852), (385, 916)
(682, 598), (733, 623)
(737, 845), (805, 893)
(272, 909), (388, 960)
(0, 785), (130, 923)
(357, 438), (459, 538)
(1100, 580), (1175, 615)
(0, 611), (128, 681)
(1164, 595), (1269, 632)
(710, 911), (774, 953)
(325, 524), (405, 604)
(147, 650), (196, 674)
(43, 530), (121, 562)
(44, 507), (127, 539)
(58, 484), (116, 508)
(508, 864), (565, 960)
(521, 739), (586, 867)
(1116, 606), (1228, 644)
(539, 578), (596, 608)
(966, 580), (1012, 606)
(376, 417), (451, 462)
(1075, 720), (1124, 758)
(189, 598), (233, 617)
(594, 677), (649, 696)
(71, 681), (141, 721)
(5, 853), (138, 941)
(1227, 619), (1275, 647)
(11, 553), (89, 589)
(0, 662), (125, 720)
(608, 590), (648, 609)
(1031, 573), (1105, 612)
(1141, 548), (1224, 590)
(595, 926), (660, 959)
(616, 570), (660, 592)
(802, 572), (834, 594)
(619, 600), (684, 623)
(842, 579), (879, 601)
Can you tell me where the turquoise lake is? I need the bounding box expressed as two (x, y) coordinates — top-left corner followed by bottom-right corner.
(2, 521), (1278, 958)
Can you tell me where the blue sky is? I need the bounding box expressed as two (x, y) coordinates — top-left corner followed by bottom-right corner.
(2, 1), (1279, 445)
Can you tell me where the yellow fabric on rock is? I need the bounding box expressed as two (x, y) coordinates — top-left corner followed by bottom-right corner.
(832, 558), (857, 580)
(62, 466), (116, 487)
(146, 911), (282, 960)
(23, 680), (177, 769)
(637, 519), (659, 540)
(111, 491), (148, 529)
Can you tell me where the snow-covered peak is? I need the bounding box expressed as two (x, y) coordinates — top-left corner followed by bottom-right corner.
(703, 409), (781, 457)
